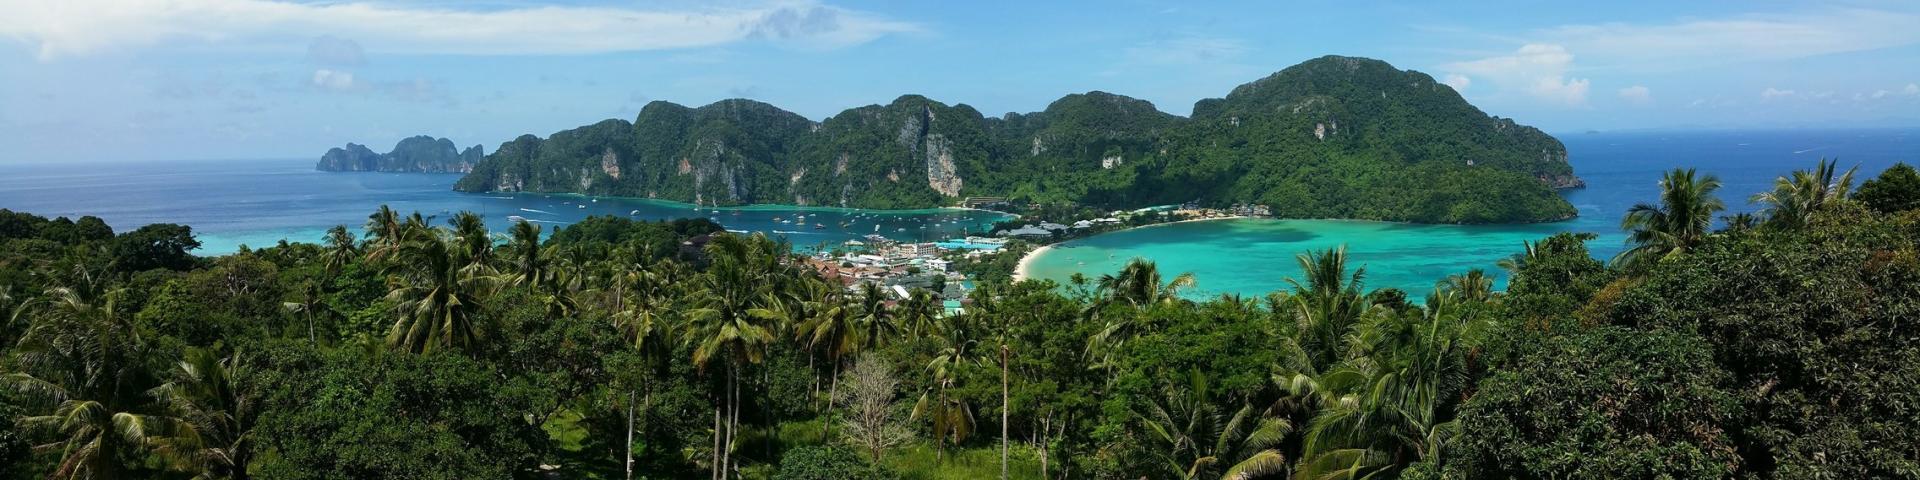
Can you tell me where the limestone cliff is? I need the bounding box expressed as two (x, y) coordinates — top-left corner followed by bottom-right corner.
(315, 136), (480, 173)
(453, 55), (1583, 223)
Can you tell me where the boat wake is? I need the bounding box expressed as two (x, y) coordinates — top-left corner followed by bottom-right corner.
(518, 208), (556, 215)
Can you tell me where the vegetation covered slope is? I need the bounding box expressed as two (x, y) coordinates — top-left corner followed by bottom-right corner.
(4, 160), (1915, 479)
(316, 135), (484, 173)
(454, 56), (1579, 223)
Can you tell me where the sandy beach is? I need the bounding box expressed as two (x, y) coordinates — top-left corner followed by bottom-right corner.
(1010, 215), (1245, 282)
(1011, 244), (1054, 282)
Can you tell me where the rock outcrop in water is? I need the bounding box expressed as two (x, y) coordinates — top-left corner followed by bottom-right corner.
(317, 136), (482, 173)
(454, 55), (1582, 223)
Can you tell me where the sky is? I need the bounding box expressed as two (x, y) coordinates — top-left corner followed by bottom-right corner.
(2, 0), (1919, 163)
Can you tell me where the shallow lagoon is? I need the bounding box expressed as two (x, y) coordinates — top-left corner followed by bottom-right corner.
(1024, 128), (1919, 296)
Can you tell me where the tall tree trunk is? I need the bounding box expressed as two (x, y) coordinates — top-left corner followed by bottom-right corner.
(1037, 409), (1049, 480)
(935, 383), (947, 463)
(764, 365), (773, 460)
(823, 357), (840, 439)
(1001, 342), (1010, 480)
(626, 389), (636, 480)
(712, 388), (722, 480)
(727, 363), (740, 480)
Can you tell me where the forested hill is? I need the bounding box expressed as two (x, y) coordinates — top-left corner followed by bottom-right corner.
(316, 135), (484, 173)
(453, 55), (1582, 223)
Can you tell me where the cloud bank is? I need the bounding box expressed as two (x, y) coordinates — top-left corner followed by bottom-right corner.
(0, 0), (921, 60)
(1442, 44), (1590, 106)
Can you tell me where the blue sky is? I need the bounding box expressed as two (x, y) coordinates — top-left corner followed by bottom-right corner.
(2, 0), (1918, 163)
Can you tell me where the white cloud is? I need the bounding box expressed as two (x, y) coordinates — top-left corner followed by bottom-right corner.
(306, 36), (364, 66)
(1873, 89), (1890, 99)
(0, 0), (920, 60)
(1441, 44), (1590, 106)
(1906, 83), (1920, 96)
(1538, 7), (1920, 69)
(1441, 73), (1471, 92)
(1761, 87), (1795, 100)
(1617, 85), (1651, 105)
(310, 69), (354, 91)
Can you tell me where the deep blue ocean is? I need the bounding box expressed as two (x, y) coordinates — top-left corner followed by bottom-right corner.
(0, 129), (1915, 277)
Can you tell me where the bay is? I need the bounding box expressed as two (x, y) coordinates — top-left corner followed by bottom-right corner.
(1023, 128), (1920, 296)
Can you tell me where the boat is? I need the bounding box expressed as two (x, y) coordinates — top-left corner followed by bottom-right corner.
(577, 204), (586, 209)
(630, 210), (640, 215)
(814, 223), (825, 230)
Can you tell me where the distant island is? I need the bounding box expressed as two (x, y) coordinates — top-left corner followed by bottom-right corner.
(453, 56), (1583, 223)
(316, 136), (484, 173)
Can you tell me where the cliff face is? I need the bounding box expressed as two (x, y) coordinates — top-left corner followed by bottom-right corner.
(453, 55), (1583, 223)
(315, 136), (481, 173)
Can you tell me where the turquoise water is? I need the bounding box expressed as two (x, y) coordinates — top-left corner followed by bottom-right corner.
(1, 129), (1914, 291)
(1026, 128), (1920, 296)
(0, 160), (1011, 254)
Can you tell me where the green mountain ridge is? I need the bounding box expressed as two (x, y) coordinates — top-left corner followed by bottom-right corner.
(317, 135), (484, 173)
(454, 55), (1582, 223)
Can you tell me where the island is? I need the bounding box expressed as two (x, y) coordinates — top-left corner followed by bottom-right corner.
(316, 135), (484, 173)
(453, 56), (1582, 223)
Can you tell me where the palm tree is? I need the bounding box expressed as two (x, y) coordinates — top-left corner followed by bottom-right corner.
(1437, 269), (1494, 303)
(322, 225), (358, 277)
(448, 211), (494, 268)
(851, 282), (899, 352)
(149, 347), (256, 480)
(281, 279), (330, 342)
(791, 281), (856, 406)
(1752, 158), (1858, 229)
(1288, 289), (1484, 480)
(1496, 232), (1597, 276)
(363, 205), (404, 262)
(685, 233), (782, 480)
(505, 219), (548, 289)
(898, 288), (942, 336)
(383, 227), (499, 354)
(0, 285), (37, 346)
(915, 314), (984, 462)
(6, 288), (172, 479)
(611, 261), (681, 480)
(1280, 246), (1372, 373)
(1133, 371), (1292, 480)
(1615, 168), (1725, 269)
(1085, 260), (1197, 368)
(1096, 258), (1195, 307)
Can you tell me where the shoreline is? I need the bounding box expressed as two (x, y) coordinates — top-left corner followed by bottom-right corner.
(1012, 215), (1246, 282)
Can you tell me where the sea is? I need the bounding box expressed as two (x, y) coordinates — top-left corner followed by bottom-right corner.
(0, 161), (1012, 254)
(0, 128), (1915, 296)
(1021, 128), (1920, 297)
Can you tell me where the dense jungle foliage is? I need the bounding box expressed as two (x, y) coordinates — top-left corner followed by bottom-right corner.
(4, 160), (1917, 479)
